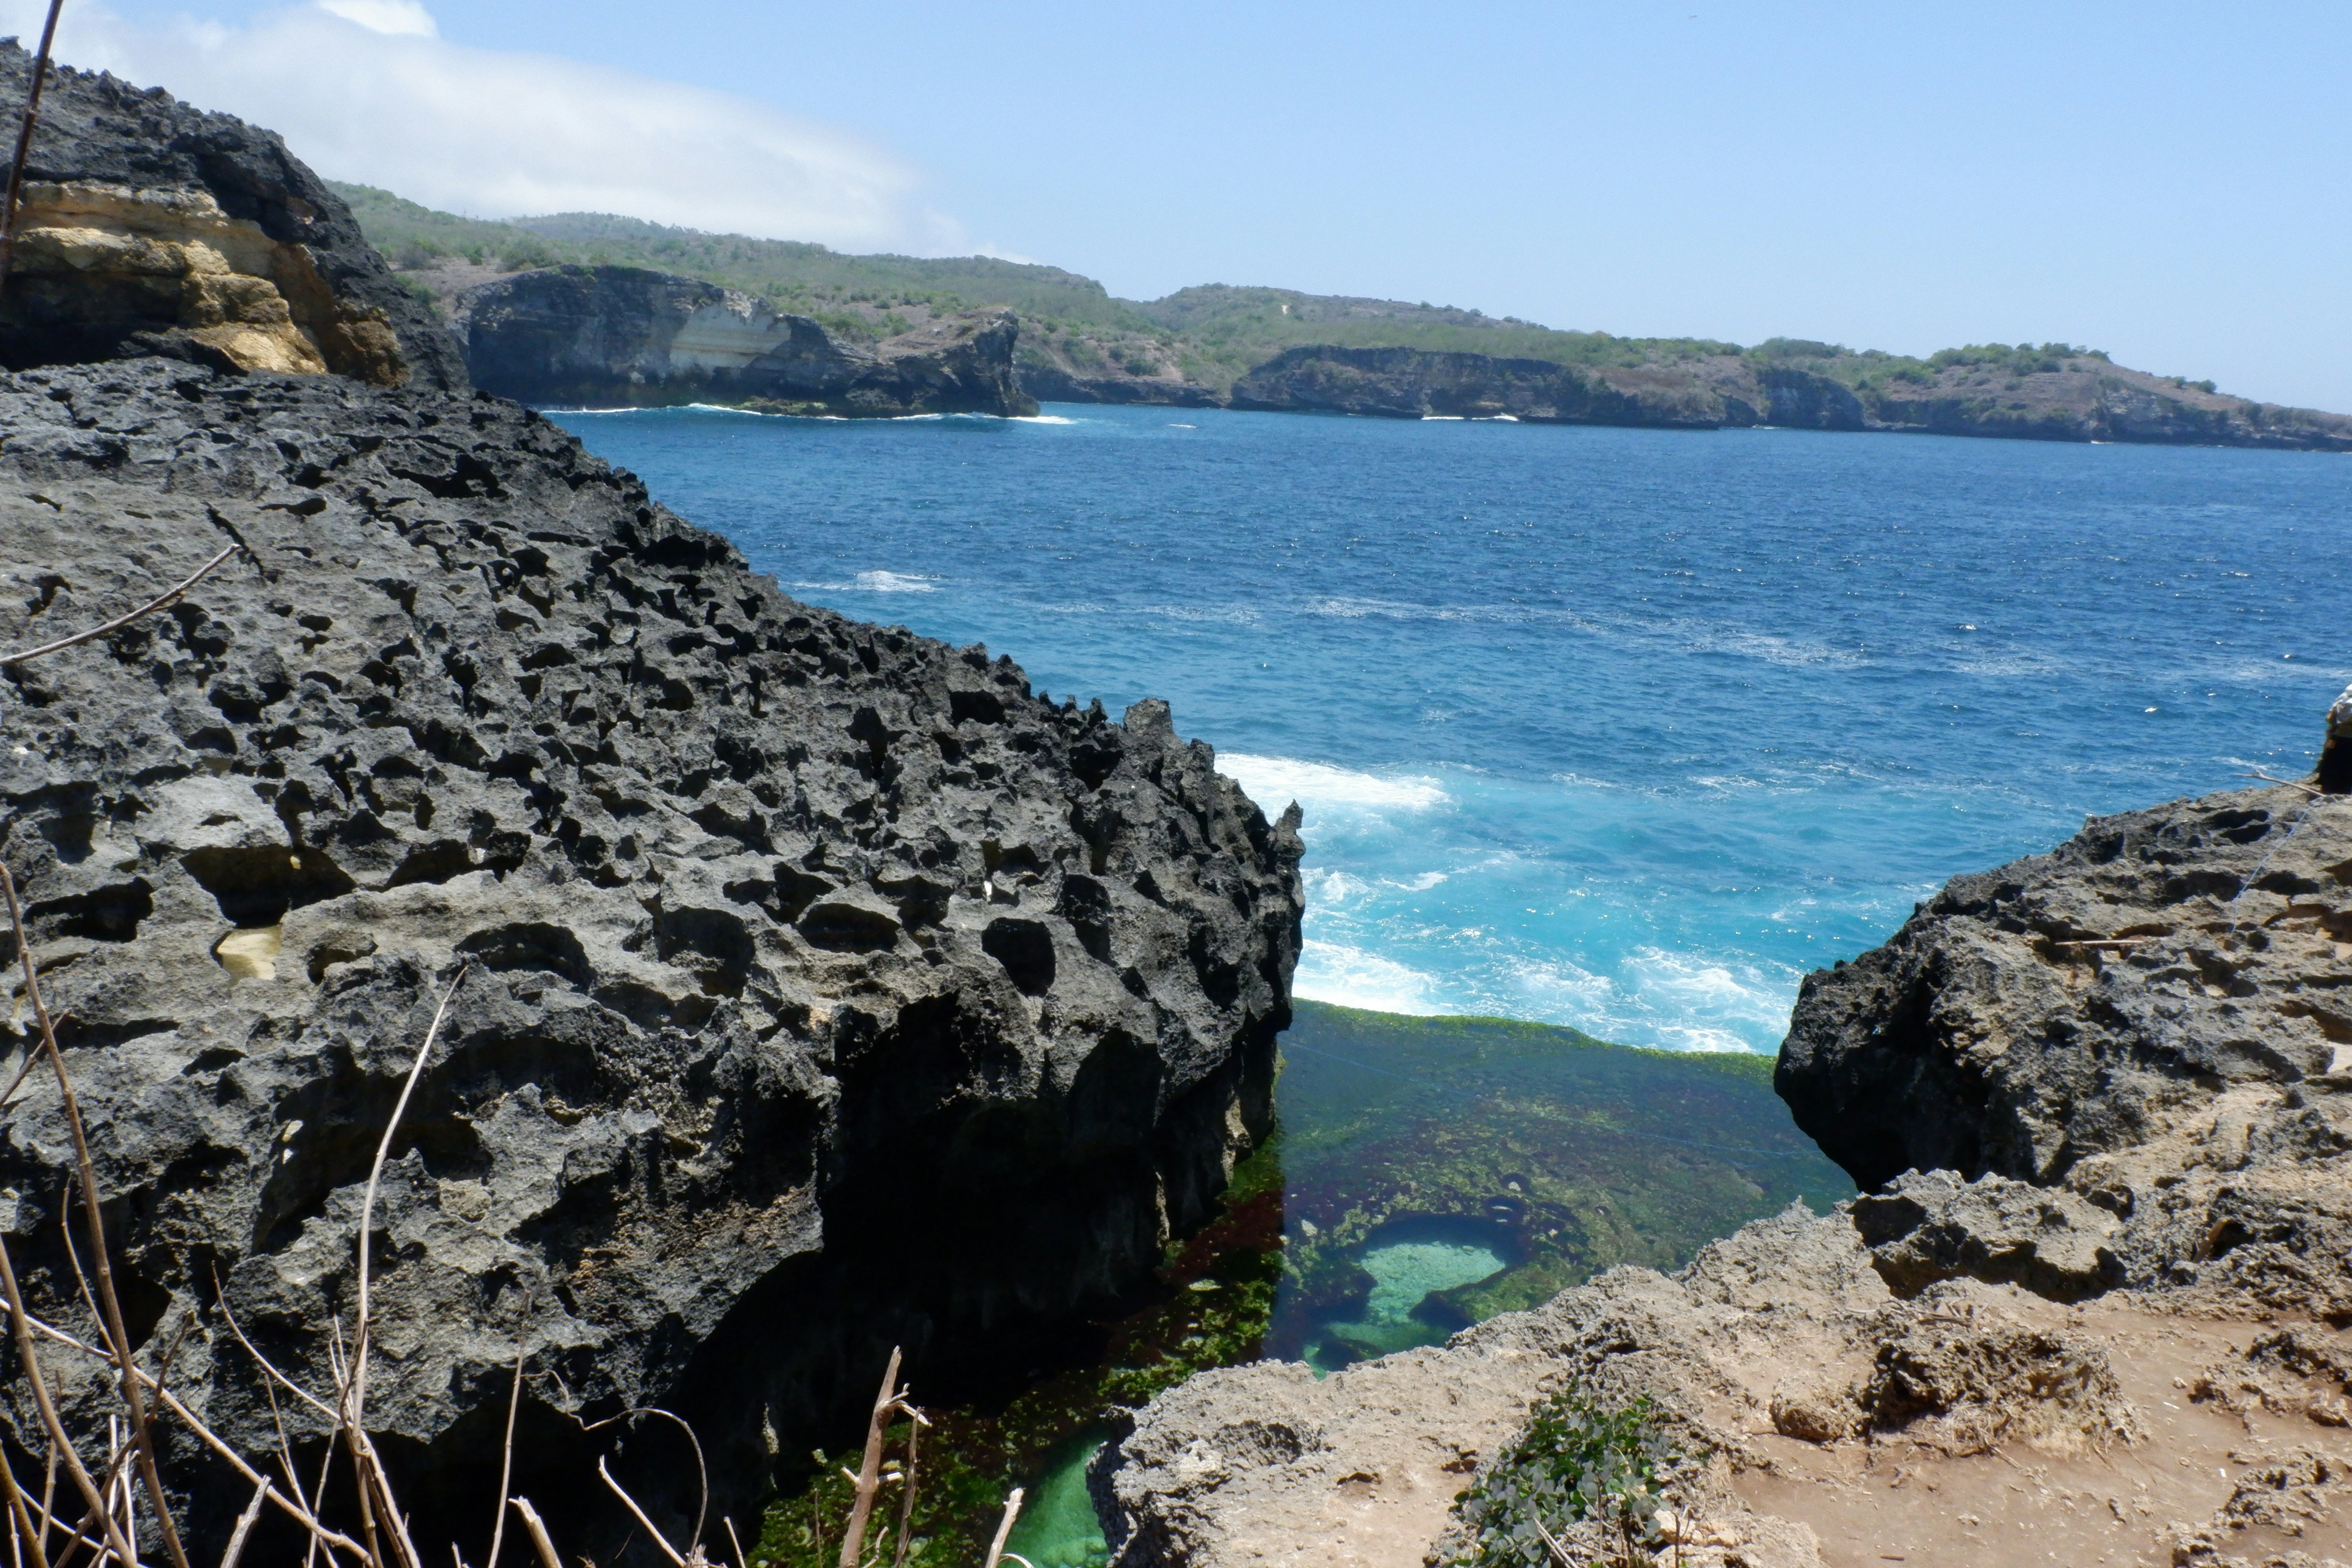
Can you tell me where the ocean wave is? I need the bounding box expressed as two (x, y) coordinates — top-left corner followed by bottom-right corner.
(1220, 753), (1451, 815)
(1292, 940), (1445, 1015)
(1012, 414), (1079, 425)
(791, 570), (940, 594)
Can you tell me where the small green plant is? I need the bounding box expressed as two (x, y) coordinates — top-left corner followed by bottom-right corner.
(1448, 1390), (1683, 1568)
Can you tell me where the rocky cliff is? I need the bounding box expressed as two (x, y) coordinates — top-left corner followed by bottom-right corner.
(1221, 341), (2352, 449)
(1103, 773), (2352, 1568)
(1227, 345), (1724, 428)
(454, 263), (1038, 416)
(0, 358), (1299, 1556)
(0, 42), (463, 390)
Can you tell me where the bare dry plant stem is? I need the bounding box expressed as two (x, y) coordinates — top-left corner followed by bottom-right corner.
(596, 1457), (686, 1568)
(887, 1406), (920, 1568)
(0, 0), (63, 295)
(216, 1483), (268, 1568)
(0, 865), (189, 1568)
(484, 1323), (530, 1568)
(980, 1489), (1023, 1568)
(504, 1501), (561, 1568)
(836, 1349), (902, 1568)
(0, 544), (240, 670)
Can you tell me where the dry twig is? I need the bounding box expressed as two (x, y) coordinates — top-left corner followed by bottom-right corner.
(836, 1349), (902, 1568)
(0, 0), (63, 294)
(980, 1489), (1023, 1568)
(0, 544), (240, 669)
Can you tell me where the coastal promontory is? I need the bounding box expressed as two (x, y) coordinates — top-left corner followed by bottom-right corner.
(454, 263), (1038, 416)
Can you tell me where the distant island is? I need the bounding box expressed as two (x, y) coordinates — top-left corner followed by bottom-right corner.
(334, 182), (2352, 449)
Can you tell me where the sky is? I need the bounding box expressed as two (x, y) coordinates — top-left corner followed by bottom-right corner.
(12, 0), (2352, 410)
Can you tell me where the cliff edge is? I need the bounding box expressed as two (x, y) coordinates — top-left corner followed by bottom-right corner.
(1103, 776), (2352, 1568)
(454, 263), (1038, 416)
(0, 40), (464, 389)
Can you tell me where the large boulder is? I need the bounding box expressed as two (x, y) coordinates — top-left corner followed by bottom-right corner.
(454, 263), (1038, 415)
(0, 41), (465, 388)
(0, 359), (1299, 1557)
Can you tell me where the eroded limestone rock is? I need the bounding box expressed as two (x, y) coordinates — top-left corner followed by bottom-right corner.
(0, 43), (463, 388)
(0, 359), (1299, 1557)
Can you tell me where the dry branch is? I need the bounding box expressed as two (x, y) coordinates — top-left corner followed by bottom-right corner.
(980, 1488), (1024, 1568)
(0, 544), (240, 669)
(836, 1348), (902, 1568)
(505, 1501), (560, 1568)
(0, 0), (63, 294)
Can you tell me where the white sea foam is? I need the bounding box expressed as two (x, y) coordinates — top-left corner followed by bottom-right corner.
(1012, 414), (1079, 425)
(791, 570), (940, 594)
(1220, 754), (1450, 815)
(1293, 940), (1445, 1015)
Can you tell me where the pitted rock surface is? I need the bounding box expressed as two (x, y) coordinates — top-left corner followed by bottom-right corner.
(0, 41), (465, 389)
(0, 358), (1300, 1555)
(1778, 783), (2352, 1315)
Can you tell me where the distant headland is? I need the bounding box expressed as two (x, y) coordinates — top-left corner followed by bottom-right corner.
(338, 182), (2352, 449)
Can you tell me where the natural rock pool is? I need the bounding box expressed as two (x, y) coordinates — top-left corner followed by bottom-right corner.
(755, 1002), (1850, 1566)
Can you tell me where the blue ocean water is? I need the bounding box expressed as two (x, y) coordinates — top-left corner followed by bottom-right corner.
(552, 403), (2349, 1053)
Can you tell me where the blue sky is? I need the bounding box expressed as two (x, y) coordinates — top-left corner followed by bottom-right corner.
(26, 0), (2352, 410)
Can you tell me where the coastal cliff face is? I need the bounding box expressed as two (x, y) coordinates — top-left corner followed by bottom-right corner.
(0, 361), (1299, 1554)
(0, 43), (463, 390)
(454, 263), (1038, 416)
(1103, 779), (2352, 1568)
(1219, 341), (2352, 449)
(1227, 346), (1722, 427)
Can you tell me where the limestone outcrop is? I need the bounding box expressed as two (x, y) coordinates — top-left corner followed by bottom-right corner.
(453, 264), (1038, 416)
(0, 42), (464, 389)
(0, 359), (1299, 1557)
(1103, 778), (2352, 1567)
(1227, 346), (1723, 427)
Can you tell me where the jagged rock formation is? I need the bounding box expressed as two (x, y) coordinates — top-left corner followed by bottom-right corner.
(1103, 779), (2352, 1567)
(0, 359), (1299, 1557)
(1227, 346), (1722, 427)
(1777, 782), (2352, 1315)
(454, 263), (1038, 416)
(0, 42), (463, 389)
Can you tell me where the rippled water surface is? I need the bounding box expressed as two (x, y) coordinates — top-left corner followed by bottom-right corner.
(555, 404), (2349, 1051)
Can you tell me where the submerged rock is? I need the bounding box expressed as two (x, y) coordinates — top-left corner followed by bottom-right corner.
(0, 41), (464, 389)
(0, 359), (1299, 1555)
(454, 263), (1038, 416)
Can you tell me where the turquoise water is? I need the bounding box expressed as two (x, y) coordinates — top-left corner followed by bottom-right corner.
(554, 404), (2349, 1052)
(1002, 1432), (1112, 1568)
(1307, 1234), (1507, 1369)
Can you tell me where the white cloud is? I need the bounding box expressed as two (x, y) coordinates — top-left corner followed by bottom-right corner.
(314, 0), (436, 38)
(3, 0), (969, 253)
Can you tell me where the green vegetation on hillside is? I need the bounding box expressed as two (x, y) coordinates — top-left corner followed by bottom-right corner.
(325, 183), (1802, 388)
(340, 183), (2308, 419)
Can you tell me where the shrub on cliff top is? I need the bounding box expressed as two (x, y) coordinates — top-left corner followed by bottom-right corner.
(1447, 1390), (1691, 1568)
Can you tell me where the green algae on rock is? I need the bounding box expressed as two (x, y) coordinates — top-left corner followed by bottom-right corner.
(754, 1003), (1847, 1562)
(1270, 1002), (1854, 1368)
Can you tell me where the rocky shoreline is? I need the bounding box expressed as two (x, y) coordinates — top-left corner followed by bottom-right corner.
(1100, 777), (2352, 1567)
(0, 50), (1296, 1562)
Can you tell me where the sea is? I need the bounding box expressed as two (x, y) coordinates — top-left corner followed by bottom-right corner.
(551, 402), (2349, 1056)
